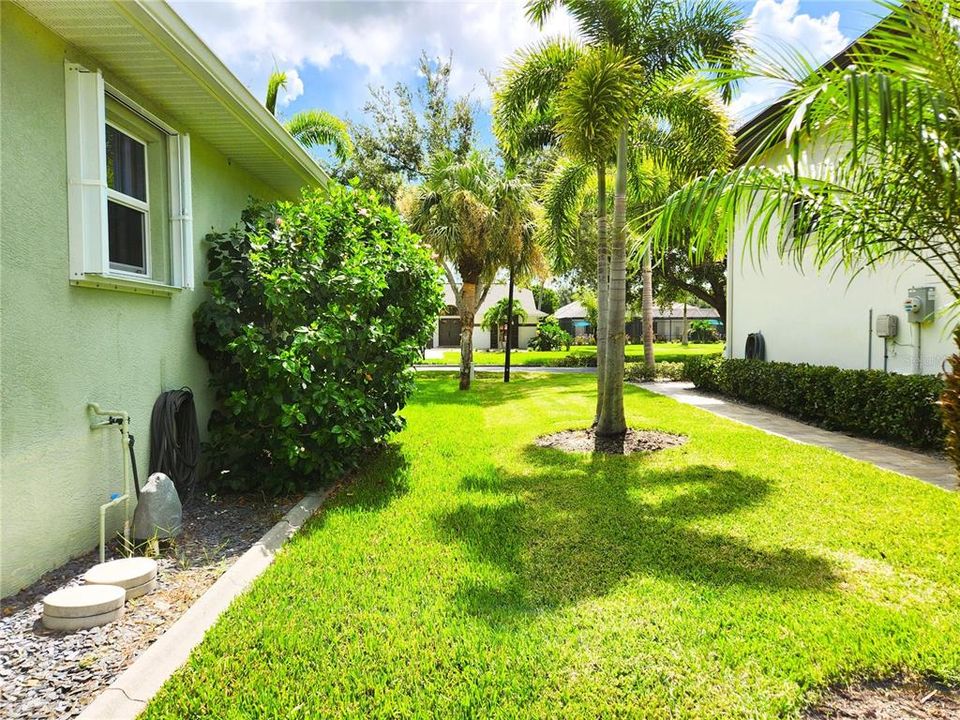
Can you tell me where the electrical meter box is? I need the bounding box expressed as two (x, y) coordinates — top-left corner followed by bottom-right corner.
(904, 286), (935, 323)
(875, 314), (898, 337)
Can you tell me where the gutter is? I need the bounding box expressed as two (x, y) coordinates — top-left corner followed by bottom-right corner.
(115, 1), (329, 192)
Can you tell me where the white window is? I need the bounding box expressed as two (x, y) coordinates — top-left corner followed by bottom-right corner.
(65, 63), (193, 292)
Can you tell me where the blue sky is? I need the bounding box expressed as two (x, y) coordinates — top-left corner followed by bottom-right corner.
(172, 0), (883, 151)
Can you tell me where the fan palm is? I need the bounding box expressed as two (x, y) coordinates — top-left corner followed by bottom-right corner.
(645, 0), (960, 473)
(403, 151), (541, 390)
(265, 70), (353, 164)
(496, 0), (743, 437)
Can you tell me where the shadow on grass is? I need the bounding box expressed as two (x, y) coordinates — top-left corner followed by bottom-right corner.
(309, 444), (411, 524)
(413, 372), (596, 411)
(439, 449), (838, 623)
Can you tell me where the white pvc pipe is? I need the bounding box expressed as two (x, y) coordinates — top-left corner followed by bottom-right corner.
(88, 403), (131, 562)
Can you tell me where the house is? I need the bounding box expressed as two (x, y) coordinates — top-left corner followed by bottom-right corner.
(431, 284), (546, 350)
(555, 300), (593, 338)
(726, 40), (954, 375)
(555, 300), (722, 342)
(0, 0), (327, 597)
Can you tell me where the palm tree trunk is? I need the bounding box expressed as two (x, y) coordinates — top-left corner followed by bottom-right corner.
(642, 249), (655, 369)
(504, 265), (515, 383)
(459, 280), (477, 391)
(594, 163), (608, 425)
(597, 130), (628, 437)
(682, 302), (688, 347)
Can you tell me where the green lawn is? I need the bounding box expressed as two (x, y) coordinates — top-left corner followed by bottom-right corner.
(146, 375), (960, 718)
(421, 342), (722, 365)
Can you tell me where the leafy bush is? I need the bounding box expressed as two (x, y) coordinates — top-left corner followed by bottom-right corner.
(529, 316), (572, 351)
(194, 186), (443, 493)
(625, 361), (686, 382)
(684, 356), (946, 450)
(572, 335), (596, 346)
(688, 319), (720, 343)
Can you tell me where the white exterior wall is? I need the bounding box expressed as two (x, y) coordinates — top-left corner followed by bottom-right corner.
(728, 142), (955, 374)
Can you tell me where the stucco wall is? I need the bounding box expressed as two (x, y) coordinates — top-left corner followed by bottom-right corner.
(728, 141), (955, 374)
(1, 5), (283, 597)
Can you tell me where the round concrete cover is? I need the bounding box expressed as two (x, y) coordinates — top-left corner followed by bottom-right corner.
(124, 576), (158, 600)
(84, 557), (158, 589)
(43, 605), (124, 632)
(43, 584), (126, 618)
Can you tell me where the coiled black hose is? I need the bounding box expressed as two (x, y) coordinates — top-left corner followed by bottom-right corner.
(149, 388), (200, 495)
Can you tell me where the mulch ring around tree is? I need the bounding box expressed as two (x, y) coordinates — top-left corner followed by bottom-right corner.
(804, 677), (960, 719)
(534, 428), (686, 455)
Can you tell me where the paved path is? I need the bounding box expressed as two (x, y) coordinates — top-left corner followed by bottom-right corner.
(642, 382), (956, 491)
(415, 365), (596, 374)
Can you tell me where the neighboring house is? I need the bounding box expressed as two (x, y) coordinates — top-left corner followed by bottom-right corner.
(1, 1), (327, 597)
(627, 303), (722, 342)
(727, 42), (953, 375)
(556, 300), (720, 342)
(431, 284), (546, 350)
(555, 300), (593, 338)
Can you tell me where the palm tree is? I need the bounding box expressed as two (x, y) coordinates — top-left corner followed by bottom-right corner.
(481, 297), (529, 348)
(265, 70), (353, 164)
(645, 0), (960, 473)
(497, 0), (743, 437)
(404, 151), (540, 390)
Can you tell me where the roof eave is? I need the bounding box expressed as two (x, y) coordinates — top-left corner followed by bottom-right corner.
(117, 1), (329, 192)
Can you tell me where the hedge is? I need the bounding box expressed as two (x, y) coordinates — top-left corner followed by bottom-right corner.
(194, 186), (442, 493)
(684, 356), (946, 450)
(624, 361), (687, 382)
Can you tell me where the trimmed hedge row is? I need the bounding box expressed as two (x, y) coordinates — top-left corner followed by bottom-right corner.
(553, 351), (721, 368)
(624, 361), (686, 382)
(684, 356), (946, 450)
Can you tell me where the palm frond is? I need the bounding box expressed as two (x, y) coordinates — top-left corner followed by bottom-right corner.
(284, 110), (354, 163)
(265, 70), (287, 116)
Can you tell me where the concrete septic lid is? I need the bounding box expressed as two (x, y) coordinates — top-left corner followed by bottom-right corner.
(43, 584), (126, 618)
(43, 605), (124, 632)
(84, 557), (158, 590)
(124, 576), (158, 601)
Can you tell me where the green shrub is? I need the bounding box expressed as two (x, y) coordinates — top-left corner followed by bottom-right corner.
(683, 356), (945, 450)
(529, 316), (572, 351)
(625, 361), (687, 382)
(194, 186), (443, 493)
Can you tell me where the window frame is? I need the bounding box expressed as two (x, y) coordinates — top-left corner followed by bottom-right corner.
(104, 119), (151, 277)
(65, 62), (193, 296)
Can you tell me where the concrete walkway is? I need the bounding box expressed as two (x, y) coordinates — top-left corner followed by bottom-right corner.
(642, 382), (956, 491)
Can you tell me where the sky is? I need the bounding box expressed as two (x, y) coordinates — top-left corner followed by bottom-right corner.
(171, 0), (883, 151)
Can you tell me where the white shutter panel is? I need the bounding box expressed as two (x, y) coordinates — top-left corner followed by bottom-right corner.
(168, 133), (194, 289)
(65, 63), (108, 277)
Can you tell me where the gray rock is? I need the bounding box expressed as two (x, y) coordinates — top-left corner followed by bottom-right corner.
(133, 473), (182, 540)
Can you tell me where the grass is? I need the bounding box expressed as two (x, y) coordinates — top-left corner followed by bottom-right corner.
(145, 375), (960, 718)
(420, 342), (722, 365)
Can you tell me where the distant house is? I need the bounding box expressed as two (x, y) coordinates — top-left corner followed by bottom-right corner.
(727, 39), (953, 373)
(627, 303), (723, 342)
(555, 300), (721, 342)
(1, 0), (327, 597)
(555, 300), (593, 338)
(431, 284), (546, 350)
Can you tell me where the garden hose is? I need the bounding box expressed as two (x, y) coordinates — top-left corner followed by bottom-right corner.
(148, 388), (200, 495)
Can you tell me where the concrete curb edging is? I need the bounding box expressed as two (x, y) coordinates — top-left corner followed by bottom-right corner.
(76, 489), (333, 720)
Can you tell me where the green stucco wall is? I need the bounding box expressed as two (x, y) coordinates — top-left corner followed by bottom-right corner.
(1, 4), (285, 596)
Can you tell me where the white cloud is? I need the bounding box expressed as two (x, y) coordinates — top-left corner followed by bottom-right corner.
(277, 67), (304, 107)
(171, 0), (575, 107)
(730, 0), (850, 121)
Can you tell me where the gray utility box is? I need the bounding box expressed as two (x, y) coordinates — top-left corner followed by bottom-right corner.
(905, 286), (936, 323)
(875, 314), (898, 338)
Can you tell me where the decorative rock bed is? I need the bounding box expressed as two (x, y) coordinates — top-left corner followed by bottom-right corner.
(0, 492), (294, 720)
